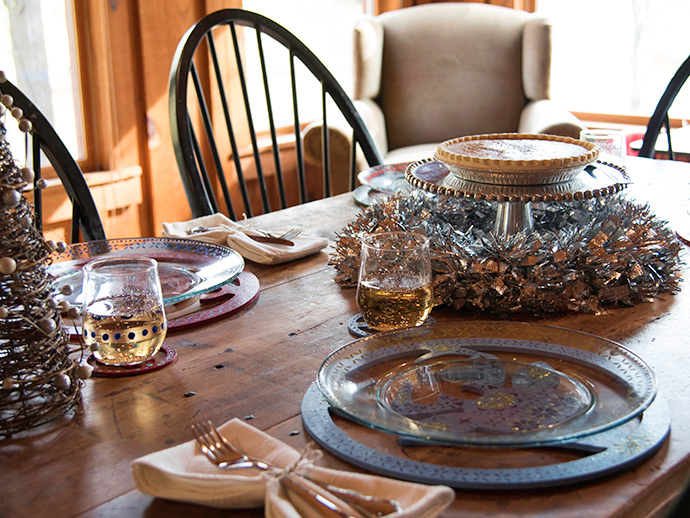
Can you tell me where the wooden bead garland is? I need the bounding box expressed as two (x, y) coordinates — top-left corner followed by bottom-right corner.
(0, 72), (90, 438)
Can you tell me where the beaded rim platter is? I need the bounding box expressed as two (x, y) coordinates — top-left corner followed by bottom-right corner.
(302, 382), (670, 489)
(317, 321), (657, 447)
(49, 237), (244, 307)
(406, 159), (629, 203)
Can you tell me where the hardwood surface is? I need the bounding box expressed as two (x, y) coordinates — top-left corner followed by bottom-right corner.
(2, 156), (690, 517)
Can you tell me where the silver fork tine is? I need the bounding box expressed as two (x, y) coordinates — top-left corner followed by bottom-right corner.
(279, 227), (301, 240)
(206, 421), (273, 470)
(206, 421), (246, 461)
(202, 422), (226, 461)
(193, 420), (270, 471)
(197, 421), (216, 449)
(246, 226), (302, 241)
(277, 228), (294, 240)
(195, 422), (228, 462)
(191, 422), (219, 465)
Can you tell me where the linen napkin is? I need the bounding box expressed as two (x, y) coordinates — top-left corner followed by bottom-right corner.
(131, 418), (455, 517)
(161, 213), (328, 265)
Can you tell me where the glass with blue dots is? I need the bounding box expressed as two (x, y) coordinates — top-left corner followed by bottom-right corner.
(82, 257), (167, 366)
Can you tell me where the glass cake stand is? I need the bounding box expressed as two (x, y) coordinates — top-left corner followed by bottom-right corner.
(405, 159), (630, 236)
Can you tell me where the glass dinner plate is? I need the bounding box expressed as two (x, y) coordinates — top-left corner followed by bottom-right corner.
(317, 321), (657, 447)
(357, 162), (412, 195)
(48, 237), (244, 307)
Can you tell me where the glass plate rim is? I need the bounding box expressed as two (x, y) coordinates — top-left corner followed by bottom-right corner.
(317, 320), (657, 447)
(357, 162), (411, 194)
(48, 237), (245, 306)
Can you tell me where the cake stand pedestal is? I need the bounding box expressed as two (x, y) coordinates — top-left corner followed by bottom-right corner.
(406, 160), (630, 236)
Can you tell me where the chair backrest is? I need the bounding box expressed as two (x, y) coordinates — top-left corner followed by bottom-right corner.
(639, 54), (690, 160)
(353, 3), (551, 151)
(0, 78), (106, 243)
(169, 9), (383, 220)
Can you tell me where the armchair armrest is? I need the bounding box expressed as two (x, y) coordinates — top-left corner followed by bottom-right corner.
(518, 99), (586, 139)
(300, 119), (357, 194)
(352, 99), (388, 156)
(301, 99), (387, 175)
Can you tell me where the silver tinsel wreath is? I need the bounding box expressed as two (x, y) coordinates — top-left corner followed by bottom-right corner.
(330, 192), (684, 316)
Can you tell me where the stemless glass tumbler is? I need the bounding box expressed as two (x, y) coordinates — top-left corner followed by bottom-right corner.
(82, 257), (166, 366)
(580, 128), (627, 168)
(357, 232), (433, 331)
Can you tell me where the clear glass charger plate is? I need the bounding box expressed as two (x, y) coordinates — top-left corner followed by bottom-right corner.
(48, 237), (244, 307)
(317, 321), (657, 447)
(357, 162), (412, 195)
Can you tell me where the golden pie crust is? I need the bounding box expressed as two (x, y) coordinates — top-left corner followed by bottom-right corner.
(434, 133), (599, 185)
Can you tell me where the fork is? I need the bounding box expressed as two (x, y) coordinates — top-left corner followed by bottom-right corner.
(192, 421), (401, 517)
(192, 421), (364, 517)
(272, 227), (302, 241)
(251, 226), (302, 242)
(188, 225), (302, 245)
(191, 421), (271, 471)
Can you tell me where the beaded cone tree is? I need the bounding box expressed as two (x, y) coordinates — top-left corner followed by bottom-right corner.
(0, 75), (91, 438)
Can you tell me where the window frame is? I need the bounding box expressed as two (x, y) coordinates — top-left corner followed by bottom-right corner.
(72, 0), (144, 175)
(72, 0), (112, 173)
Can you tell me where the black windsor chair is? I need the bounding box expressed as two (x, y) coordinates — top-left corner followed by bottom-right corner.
(0, 77), (106, 243)
(638, 54), (690, 160)
(169, 9), (383, 220)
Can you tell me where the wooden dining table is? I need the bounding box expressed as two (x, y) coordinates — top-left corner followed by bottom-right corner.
(2, 156), (690, 518)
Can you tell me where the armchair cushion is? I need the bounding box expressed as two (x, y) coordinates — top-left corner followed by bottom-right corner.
(356, 4), (532, 151)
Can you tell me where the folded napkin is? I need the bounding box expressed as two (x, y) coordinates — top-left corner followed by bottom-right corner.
(131, 418), (455, 517)
(161, 214), (329, 265)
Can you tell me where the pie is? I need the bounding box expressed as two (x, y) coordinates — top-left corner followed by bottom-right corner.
(434, 133), (599, 185)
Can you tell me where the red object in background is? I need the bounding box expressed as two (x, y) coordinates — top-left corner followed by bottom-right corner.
(626, 132), (645, 156)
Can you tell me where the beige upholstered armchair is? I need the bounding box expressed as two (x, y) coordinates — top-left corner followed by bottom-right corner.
(303, 2), (585, 173)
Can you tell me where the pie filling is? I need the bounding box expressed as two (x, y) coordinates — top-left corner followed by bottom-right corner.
(435, 133), (598, 172)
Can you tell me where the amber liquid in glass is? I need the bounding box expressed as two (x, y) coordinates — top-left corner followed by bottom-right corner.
(357, 279), (433, 331)
(83, 295), (166, 366)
